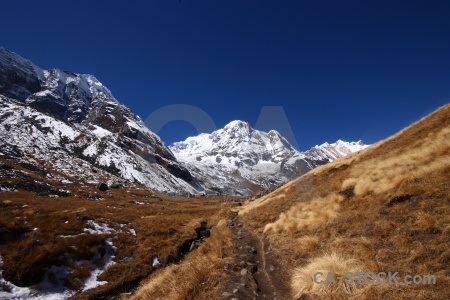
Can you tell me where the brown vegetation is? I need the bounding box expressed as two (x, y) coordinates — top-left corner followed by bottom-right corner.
(291, 251), (369, 297)
(124, 219), (232, 300)
(0, 158), (229, 299)
(239, 103), (450, 299)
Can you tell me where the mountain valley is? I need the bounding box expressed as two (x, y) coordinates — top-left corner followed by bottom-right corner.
(0, 47), (448, 299)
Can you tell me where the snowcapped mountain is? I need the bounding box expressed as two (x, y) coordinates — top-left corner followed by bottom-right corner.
(306, 139), (369, 161)
(0, 47), (368, 196)
(170, 121), (368, 195)
(0, 47), (201, 194)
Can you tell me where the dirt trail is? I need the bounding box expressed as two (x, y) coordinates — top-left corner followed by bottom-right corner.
(222, 212), (291, 300)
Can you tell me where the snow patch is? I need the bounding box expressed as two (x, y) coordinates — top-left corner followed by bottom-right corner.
(0, 256), (74, 300)
(0, 238), (117, 299)
(81, 238), (116, 291)
(84, 220), (116, 235)
(91, 125), (113, 139)
(152, 257), (160, 268)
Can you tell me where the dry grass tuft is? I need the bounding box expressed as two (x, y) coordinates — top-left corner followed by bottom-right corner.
(291, 251), (368, 297)
(297, 235), (320, 250)
(264, 193), (343, 233)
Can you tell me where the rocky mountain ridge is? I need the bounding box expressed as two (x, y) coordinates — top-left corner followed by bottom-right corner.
(170, 121), (368, 195)
(0, 47), (201, 194)
(1, 47), (368, 196)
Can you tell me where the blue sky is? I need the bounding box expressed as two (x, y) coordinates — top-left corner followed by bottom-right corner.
(1, 0), (449, 150)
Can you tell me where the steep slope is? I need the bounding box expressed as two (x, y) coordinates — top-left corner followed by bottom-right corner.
(170, 120), (368, 195)
(238, 103), (450, 299)
(0, 47), (201, 194)
(0, 47), (45, 101)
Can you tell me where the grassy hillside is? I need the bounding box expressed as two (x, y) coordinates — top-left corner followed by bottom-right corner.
(0, 159), (229, 299)
(239, 103), (450, 299)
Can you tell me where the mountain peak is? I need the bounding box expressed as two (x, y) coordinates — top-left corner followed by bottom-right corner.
(224, 120), (251, 130)
(0, 47), (202, 195)
(0, 47), (45, 100)
(169, 120), (368, 195)
(268, 129), (280, 135)
(0, 47), (121, 123)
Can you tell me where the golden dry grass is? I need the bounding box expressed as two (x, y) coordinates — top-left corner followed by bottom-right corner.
(264, 193), (343, 233)
(296, 235), (320, 250)
(238, 103), (450, 299)
(239, 189), (287, 215)
(342, 126), (450, 196)
(291, 251), (368, 297)
(0, 158), (229, 299)
(124, 219), (232, 300)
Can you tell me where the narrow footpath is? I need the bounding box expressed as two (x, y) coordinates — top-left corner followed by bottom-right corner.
(221, 212), (291, 300)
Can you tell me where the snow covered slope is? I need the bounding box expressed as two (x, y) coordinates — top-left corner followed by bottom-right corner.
(0, 47), (367, 196)
(0, 47), (201, 194)
(170, 121), (368, 195)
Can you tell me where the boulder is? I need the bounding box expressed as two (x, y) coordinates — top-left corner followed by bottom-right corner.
(97, 182), (108, 191)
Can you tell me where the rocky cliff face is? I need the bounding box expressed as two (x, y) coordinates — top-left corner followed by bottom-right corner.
(0, 47), (44, 101)
(0, 47), (201, 194)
